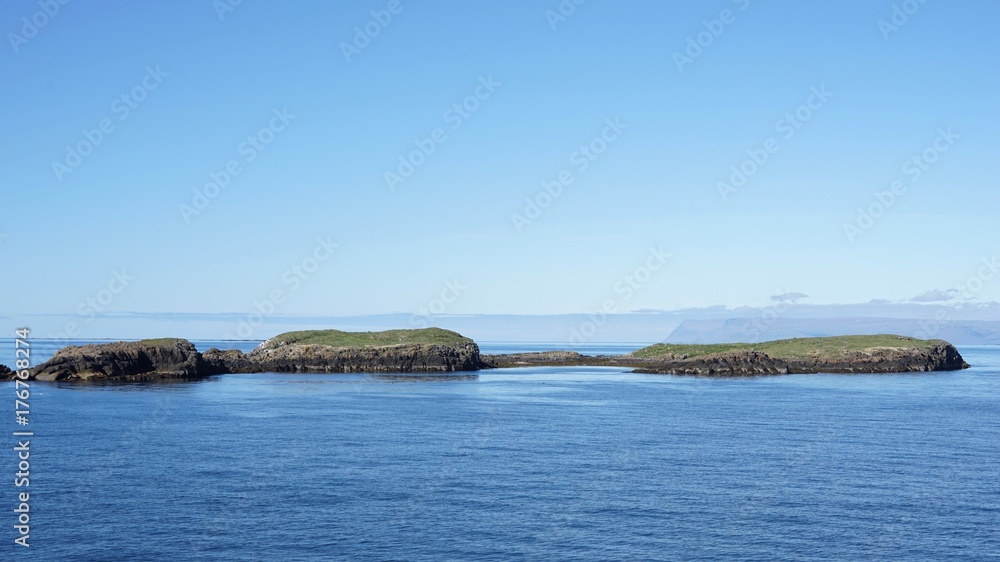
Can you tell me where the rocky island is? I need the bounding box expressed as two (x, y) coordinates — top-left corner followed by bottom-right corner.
(6, 330), (970, 382)
(204, 328), (481, 374)
(17, 328), (481, 382)
(482, 334), (970, 376)
(26, 338), (218, 382)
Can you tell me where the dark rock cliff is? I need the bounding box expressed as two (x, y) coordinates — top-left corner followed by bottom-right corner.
(781, 342), (969, 373)
(632, 350), (791, 376)
(481, 342), (969, 377)
(202, 348), (257, 374)
(18, 338), (484, 381)
(14, 336), (968, 382)
(243, 341), (482, 373)
(26, 339), (211, 382)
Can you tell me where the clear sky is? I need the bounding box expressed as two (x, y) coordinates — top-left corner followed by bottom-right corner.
(1, 0), (998, 338)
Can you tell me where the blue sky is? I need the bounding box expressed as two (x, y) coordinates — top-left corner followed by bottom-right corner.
(1, 0), (998, 338)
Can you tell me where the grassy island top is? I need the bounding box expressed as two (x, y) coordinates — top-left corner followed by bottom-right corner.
(631, 334), (942, 359)
(260, 328), (473, 349)
(137, 338), (187, 346)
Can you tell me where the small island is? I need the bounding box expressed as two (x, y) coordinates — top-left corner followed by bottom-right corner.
(483, 334), (970, 375)
(7, 329), (970, 382)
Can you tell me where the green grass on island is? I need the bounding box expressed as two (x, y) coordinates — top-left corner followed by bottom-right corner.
(262, 328), (473, 349)
(137, 338), (187, 346)
(631, 334), (942, 359)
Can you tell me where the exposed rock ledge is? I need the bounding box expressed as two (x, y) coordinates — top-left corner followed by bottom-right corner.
(14, 329), (483, 382)
(480, 350), (790, 375)
(7, 332), (971, 382)
(203, 343), (481, 374)
(24, 339), (215, 382)
(482, 339), (969, 376)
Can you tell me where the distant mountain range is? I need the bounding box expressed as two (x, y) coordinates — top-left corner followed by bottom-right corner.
(11, 301), (1000, 345)
(664, 317), (1000, 345)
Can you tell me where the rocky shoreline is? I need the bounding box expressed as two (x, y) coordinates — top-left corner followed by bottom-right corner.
(14, 335), (483, 382)
(4, 330), (971, 382)
(25, 339), (219, 382)
(482, 341), (969, 376)
(204, 340), (481, 374)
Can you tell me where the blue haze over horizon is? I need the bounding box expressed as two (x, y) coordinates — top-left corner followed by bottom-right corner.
(1, 0), (998, 340)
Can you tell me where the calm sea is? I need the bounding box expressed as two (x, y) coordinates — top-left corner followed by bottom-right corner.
(2, 340), (999, 560)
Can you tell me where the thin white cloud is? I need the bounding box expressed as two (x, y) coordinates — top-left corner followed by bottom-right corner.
(910, 289), (959, 303)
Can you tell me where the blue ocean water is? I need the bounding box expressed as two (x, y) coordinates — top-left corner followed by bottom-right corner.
(2, 340), (999, 560)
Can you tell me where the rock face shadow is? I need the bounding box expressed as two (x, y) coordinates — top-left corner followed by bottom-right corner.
(10, 331), (971, 383)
